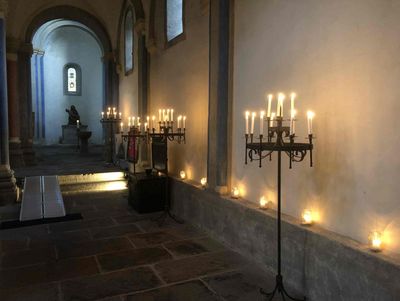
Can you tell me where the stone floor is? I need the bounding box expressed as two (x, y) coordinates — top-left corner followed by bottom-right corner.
(14, 145), (120, 178)
(0, 190), (291, 301)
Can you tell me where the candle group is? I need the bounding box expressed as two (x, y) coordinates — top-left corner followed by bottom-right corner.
(245, 92), (315, 136)
(102, 107), (122, 120)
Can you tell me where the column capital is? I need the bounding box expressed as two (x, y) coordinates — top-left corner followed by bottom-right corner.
(18, 42), (34, 57)
(134, 18), (146, 35)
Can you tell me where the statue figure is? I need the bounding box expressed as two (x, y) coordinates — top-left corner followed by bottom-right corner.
(65, 105), (80, 125)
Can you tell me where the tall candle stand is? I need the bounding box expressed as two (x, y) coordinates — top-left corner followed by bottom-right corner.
(245, 116), (313, 301)
(121, 126), (148, 174)
(100, 116), (122, 164)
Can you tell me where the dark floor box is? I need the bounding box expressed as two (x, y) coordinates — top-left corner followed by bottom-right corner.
(128, 173), (166, 213)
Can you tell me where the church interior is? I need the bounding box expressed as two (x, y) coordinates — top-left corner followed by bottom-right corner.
(0, 0), (399, 300)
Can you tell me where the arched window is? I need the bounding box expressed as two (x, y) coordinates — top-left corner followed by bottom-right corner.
(124, 9), (134, 74)
(166, 0), (185, 45)
(64, 63), (82, 96)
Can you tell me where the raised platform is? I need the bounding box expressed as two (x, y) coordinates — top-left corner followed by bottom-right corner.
(170, 178), (400, 301)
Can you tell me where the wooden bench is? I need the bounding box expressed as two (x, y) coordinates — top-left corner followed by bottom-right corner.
(20, 176), (66, 221)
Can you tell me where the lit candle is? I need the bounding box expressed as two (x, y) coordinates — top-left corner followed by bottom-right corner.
(250, 112), (256, 134)
(259, 196), (268, 209)
(162, 109), (166, 121)
(120, 122), (123, 132)
(152, 116), (156, 129)
(232, 187), (240, 198)
(183, 116), (186, 128)
(101, 112), (104, 119)
(307, 111), (315, 135)
(260, 111), (265, 135)
(177, 115), (182, 129)
(113, 111), (117, 119)
(266, 94), (273, 118)
(159, 109), (162, 121)
(270, 112), (275, 127)
(119, 112), (122, 119)
(137, 117), (140, 125)
(180, 170), (186, 179)
(108, 107), (111, 112)
(76, 120), (80, 128)
(132, 117), (135, 127)
(290, 92), (296, 115)
(138, 122), (141, 132)
(369, 231), (383, 252)
(171, 109), (174, 122)
(166, 109), (170, 122)
(277, 93), (285, 117)
(290, 109), (296, 136)
(128, 119), (131, 127)
(200, 177), (207, 187)
(301, 209), (313, 225)
(106, 111), (110, 119)
(144, 122), (148, 132)
(245, 111), (250, 135)
(146, 116), (150, 127)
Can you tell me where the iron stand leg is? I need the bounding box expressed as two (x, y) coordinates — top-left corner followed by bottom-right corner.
(260, 150), (306, 301)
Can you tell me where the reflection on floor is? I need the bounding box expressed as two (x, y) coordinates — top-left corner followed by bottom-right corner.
(14, 145), (120, 178)
(0, 190), (290, 301)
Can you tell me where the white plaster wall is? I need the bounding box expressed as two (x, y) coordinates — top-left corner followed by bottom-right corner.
(42, 26), (103, 144)
(233, 0), (400, 254)
(146, 0), (209, 182)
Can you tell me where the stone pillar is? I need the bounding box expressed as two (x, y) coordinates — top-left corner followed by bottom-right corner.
(7, 37), (24, 167)
(207, 0), (232, 194)
(0, 0), (18, 205)
(18, 42), (36, 165)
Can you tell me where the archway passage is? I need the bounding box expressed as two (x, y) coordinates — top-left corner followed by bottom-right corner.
(31, 19), (104, 145)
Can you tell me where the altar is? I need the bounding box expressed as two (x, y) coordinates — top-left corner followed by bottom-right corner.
(60, 124), (88, 144)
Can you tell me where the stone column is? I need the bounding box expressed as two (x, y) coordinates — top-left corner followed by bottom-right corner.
(18, 42), (36, 165)
(7, 36), (24, 167)
(207, 0), (232, 194)
(0, 0), (18, 205)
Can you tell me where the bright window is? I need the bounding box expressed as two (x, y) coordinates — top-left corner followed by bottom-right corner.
(166, 0), (184, 42)
(64, 63), (82, 96)
(124, 9), (134, 74)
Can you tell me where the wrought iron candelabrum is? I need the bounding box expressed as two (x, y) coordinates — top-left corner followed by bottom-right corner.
(100, 116), (122, 164)
(122, 121), (186, 225)
(245, 116), (313, 301)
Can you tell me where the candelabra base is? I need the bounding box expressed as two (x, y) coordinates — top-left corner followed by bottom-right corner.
(260, 275), (306, 301)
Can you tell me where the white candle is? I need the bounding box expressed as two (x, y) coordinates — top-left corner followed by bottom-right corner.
(162, 109), (166, 121)
(266, 94), (273, 118)
(159, 109), (162, 121)
(270, 112), (275, 127)
(106, 112), (110, 119)
(137, 117), (140, 126)
(245, 111), (250, 135)
(290, 92), (296, 115)
(171, 109), (174, 122)
(166, 109), (170, 122)
(152, 116), (156, 129)
(177, 115), (182, 129)
(146, 116), (150, 127)
(138, 122), (141, 132)
(290, 109), (296, 135)
(183, 116), (186, 128)
(307, 111), (315, 135)
(119, 112), (122, 119)
(251, 112), (256, 134)
(260, 111), (265, 135)
(108, 107), (111, 112)
(120, 122), (123, 132)
(144, 122), (148, 132)
(113, 112), (117, 119)
(101, 112), (104, 119)
(76, 120), (80, 128)
(277, 93), (285, 117)
(132, 117), (135, 127)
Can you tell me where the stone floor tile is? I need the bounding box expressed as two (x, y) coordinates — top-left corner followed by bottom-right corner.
(0, 256), (99, 289)
(0, 238), (29, 252)
(128, 231), (180, 248)
(97, 247), (172, 272)
(154, 250), (248, 283)
(126, 280), (221, 301)
(164, 237), (225, 257)
(49, 217), (115, 233)
(61, 266), (162, 301)
(57, 237), (133, 259)
(135, 220), (206, 239)
(1, 246), (56, 269)
(29, 229), (92, 249)
(82, 209), (132, 220)
(0, 224), (49, 240)
(0, 283), (60, 301)
(113, 213), (161, 225)
(202, 266), (280, 301)
(90, 224), (142, 239)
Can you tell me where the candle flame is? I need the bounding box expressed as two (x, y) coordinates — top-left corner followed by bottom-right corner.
(369, 231), (383, 251)
(302, 209), (313, 225)
(307, 111), (315, 119)
(245, 111), (250, 117)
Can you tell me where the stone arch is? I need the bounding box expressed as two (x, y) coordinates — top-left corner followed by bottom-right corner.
(17, 5), (118, 156)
